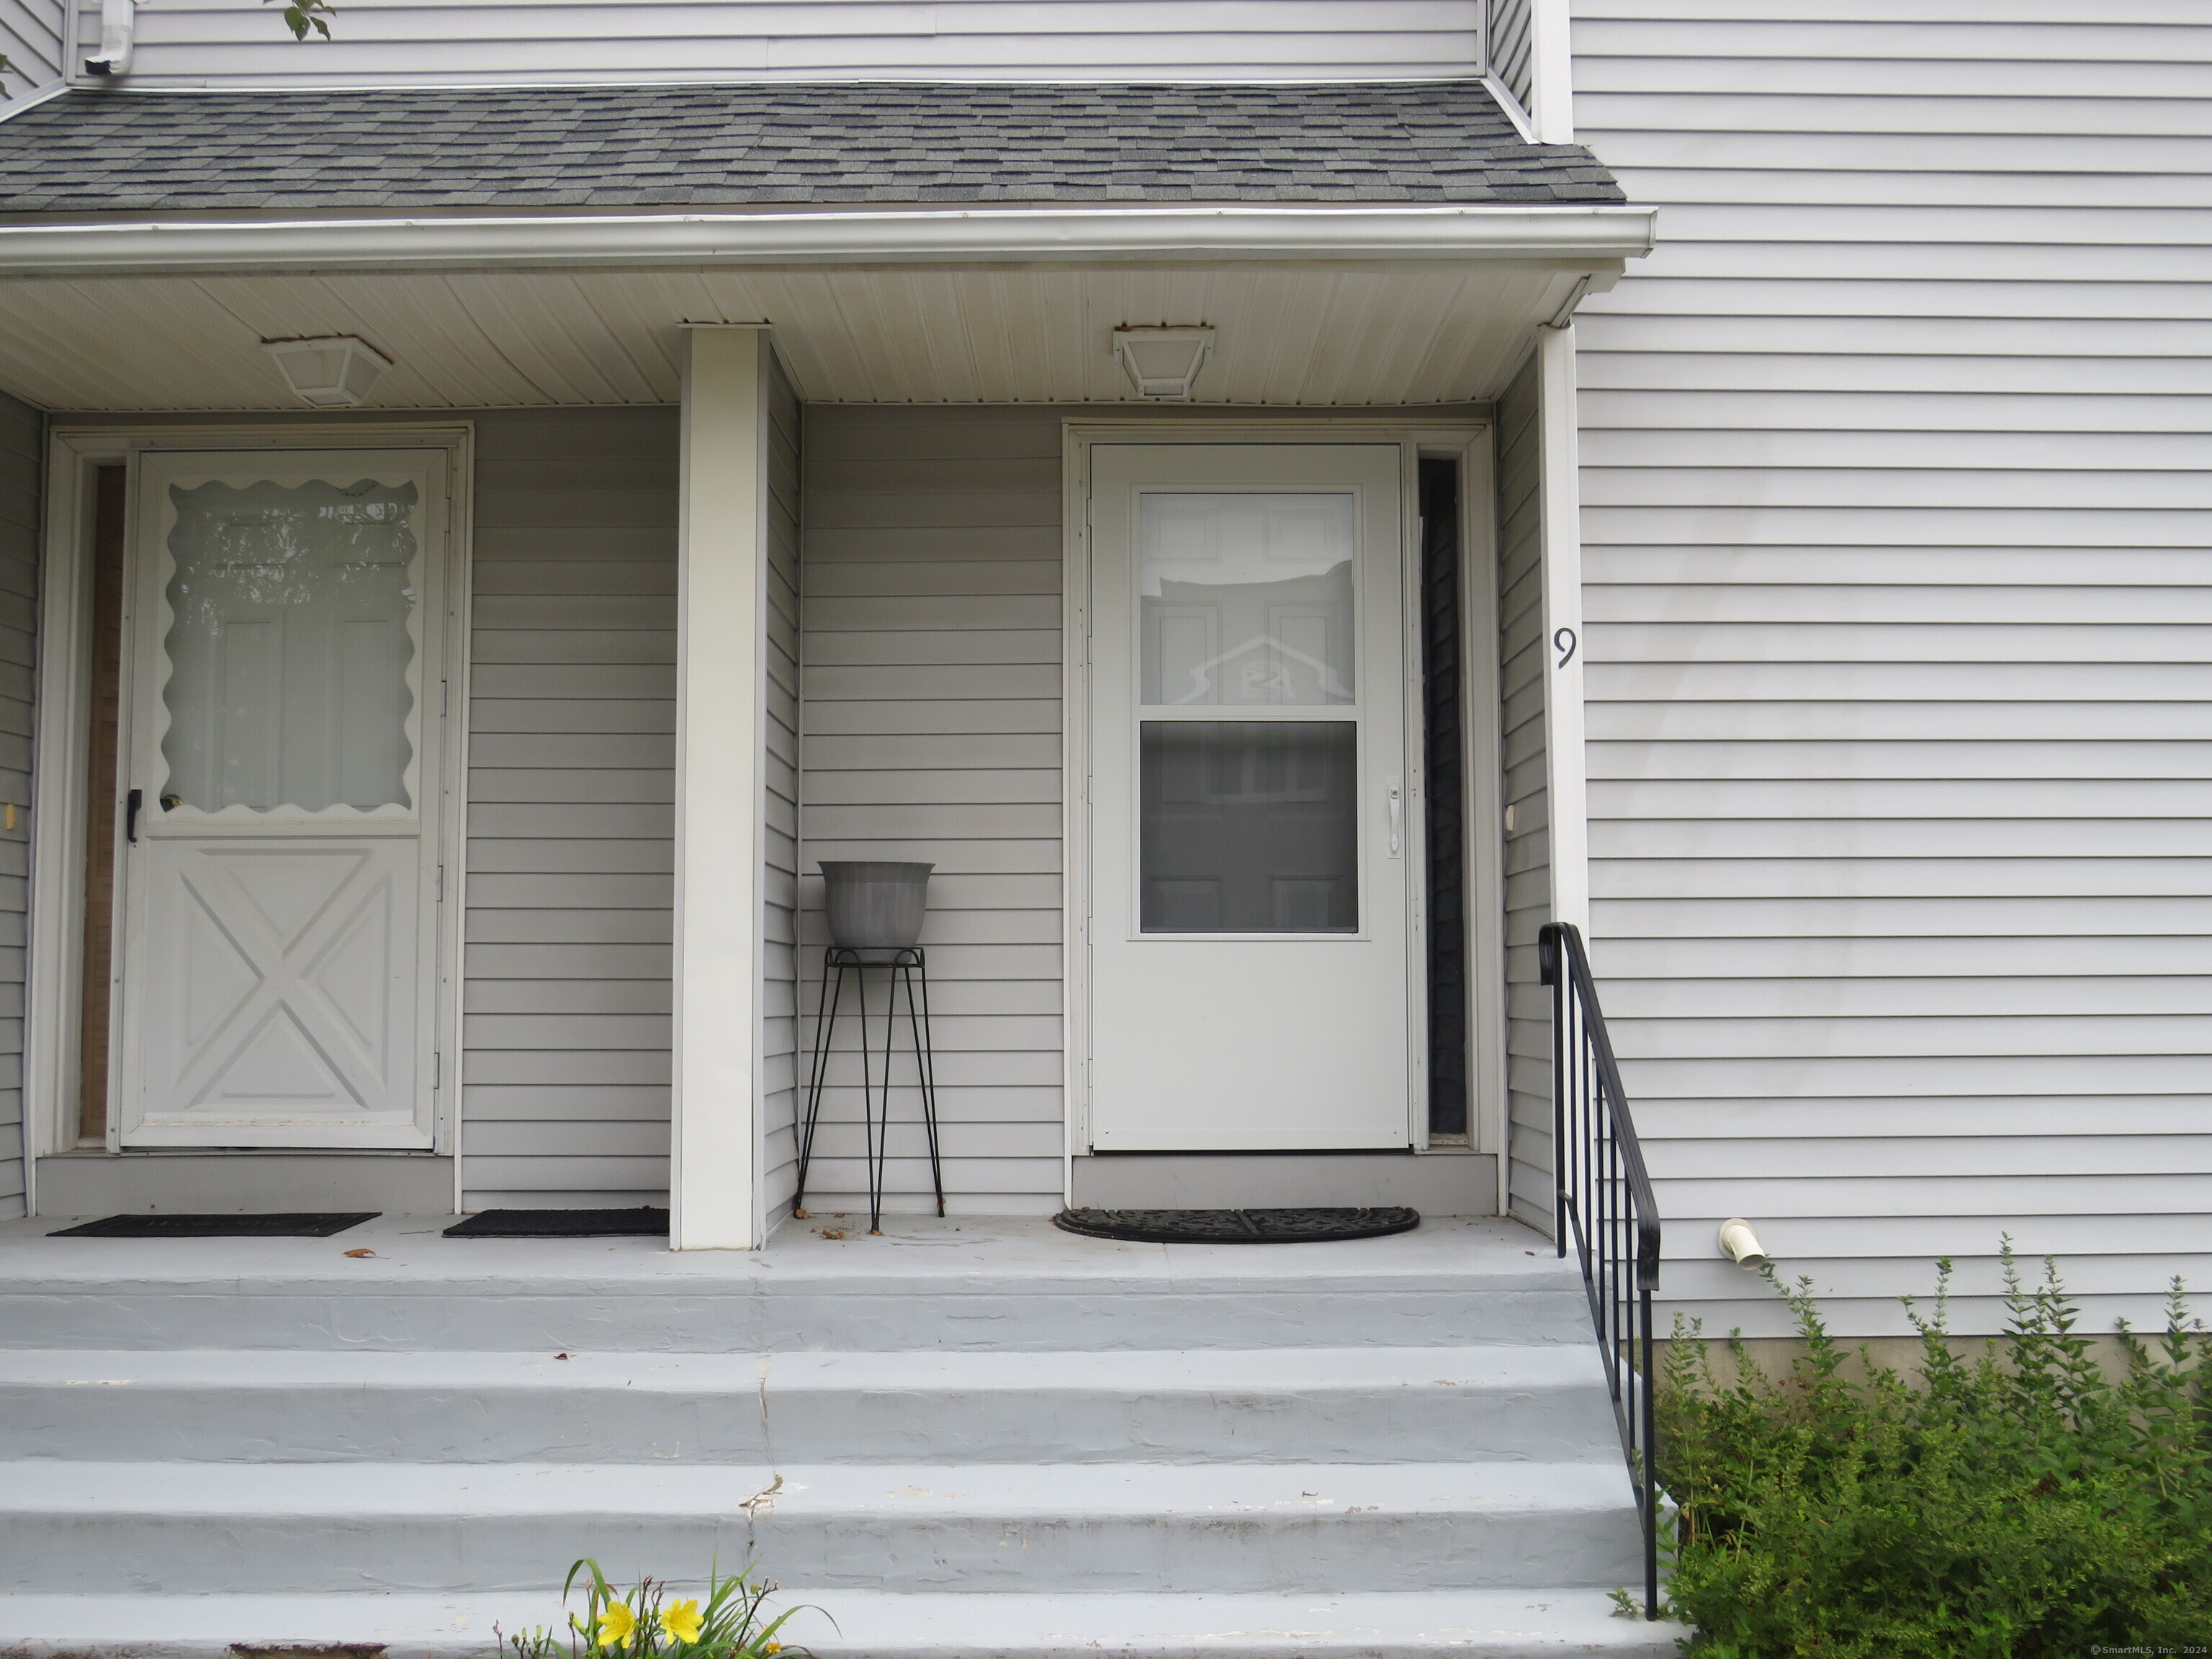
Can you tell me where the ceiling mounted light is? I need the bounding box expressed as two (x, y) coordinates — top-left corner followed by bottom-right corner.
(263, 336), (395, 407)
(1112, 325), (1215, 400)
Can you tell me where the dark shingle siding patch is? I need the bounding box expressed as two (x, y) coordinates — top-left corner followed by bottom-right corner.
(0, 81), (1622, 213)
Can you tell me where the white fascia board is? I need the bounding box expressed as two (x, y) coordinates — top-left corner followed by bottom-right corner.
(0, 202), (1658, 276)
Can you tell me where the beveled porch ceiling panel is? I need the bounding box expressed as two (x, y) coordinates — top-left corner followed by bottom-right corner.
(1, 261), (1584, 411)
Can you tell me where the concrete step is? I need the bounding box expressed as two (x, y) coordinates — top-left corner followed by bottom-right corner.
(0, 1588), (1690, 1657)
(0, 1215), (1590, 1352)
(0, 1460), (1647, 1596)
(0, 1344), (1624, 1465)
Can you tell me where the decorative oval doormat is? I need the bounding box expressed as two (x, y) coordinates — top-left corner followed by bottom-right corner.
(1053, 1206), (1420, 1244)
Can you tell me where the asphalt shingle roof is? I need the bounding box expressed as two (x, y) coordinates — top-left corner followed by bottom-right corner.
(0, 81), (1623, 213)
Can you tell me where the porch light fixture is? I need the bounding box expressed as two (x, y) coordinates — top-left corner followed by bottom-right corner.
(1113, 325), (1215, 400)
(262, 335), (395, 407)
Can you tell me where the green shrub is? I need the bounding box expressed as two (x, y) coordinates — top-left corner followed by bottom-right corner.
(1657, 1246), (2212, 1657)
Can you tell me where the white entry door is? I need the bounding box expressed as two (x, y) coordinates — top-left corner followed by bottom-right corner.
(114, 450), (452, 1149)
(1085, 443), (1416, 1151)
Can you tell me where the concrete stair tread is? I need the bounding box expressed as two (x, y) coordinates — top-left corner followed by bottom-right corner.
(0, 1217), (1587, 1352)
(0, 1341), (1609, 1390)
(0, 1343), (1626, 1467)
(0, 1589), (1689, 1657)
(0, 1457), (1640, 1519)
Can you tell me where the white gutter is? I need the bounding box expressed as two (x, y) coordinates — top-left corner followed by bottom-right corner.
(0, 202), (1657, 276)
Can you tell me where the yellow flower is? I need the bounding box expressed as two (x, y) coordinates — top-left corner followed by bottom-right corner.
(764, 1645), (781, 1655)
(662, 1599), (703, 1644)
(595, 1600), (637, 1648)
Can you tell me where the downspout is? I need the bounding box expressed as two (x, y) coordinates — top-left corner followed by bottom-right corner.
(83, 0), (134, 76)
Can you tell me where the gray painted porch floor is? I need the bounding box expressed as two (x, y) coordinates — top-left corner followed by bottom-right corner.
(0, 1210), (1563, 1288)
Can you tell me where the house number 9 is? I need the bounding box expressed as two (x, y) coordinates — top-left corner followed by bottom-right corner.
(1554, 626), (1578, 668)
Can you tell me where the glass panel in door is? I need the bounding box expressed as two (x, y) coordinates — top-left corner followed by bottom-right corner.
(161, 477), (420, 814)
(1140, 490), (1356, 706)
(1139, 720), (1358, 932)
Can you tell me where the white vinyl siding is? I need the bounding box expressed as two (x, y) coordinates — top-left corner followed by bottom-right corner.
(762, 356), (803, 1213)
(1, 0), (65, 94)
(0, 390), (31, 1216)
(81, 0), (1483, 88)
(462, 407), (677, 1209)
(1573, 1), (2212, 1335)
(1489, 0), (1534, 113)
(1494, 353), (1552, 1235)
(796, 406), (1064, 1217)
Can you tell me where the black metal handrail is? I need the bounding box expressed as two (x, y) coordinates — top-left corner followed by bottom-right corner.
(1539, 921), (1663, 1622)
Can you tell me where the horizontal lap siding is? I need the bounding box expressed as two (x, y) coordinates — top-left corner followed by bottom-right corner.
(1489, 0), (1535, 114)
(1, 0), (63, 92)
(762, 357), (802, 1214)
(94, 1), (1480, 87)
(463, 407), (678, 1208)
(797, 407), (1063, 1217)
(0, 392), (31, 1217)
(1495, 355), (1551, 1236)
(1575, 1), (2212, 1334)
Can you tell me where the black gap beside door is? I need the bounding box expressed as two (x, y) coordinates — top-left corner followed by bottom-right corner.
(1419, 457), (1470, 1137)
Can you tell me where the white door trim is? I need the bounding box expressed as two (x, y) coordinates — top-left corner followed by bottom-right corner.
(25, 426), (474, 1200)
(1059, 420), (1498, 1186)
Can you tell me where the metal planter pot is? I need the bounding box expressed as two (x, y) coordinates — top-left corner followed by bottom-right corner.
(819, 860), (933, 950)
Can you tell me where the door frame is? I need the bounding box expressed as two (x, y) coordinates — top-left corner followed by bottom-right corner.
(24, 426), (475, 1201)
(1060, 421), (1506, 1194)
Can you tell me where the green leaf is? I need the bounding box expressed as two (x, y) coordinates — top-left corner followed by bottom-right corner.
(264, 0), (337, 42)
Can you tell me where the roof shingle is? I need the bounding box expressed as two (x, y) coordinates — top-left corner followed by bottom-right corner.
(0, 81), (1623, 214)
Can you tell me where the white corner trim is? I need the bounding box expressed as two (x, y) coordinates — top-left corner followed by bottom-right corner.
(0, 203), (1659, 276)
(1529, 0), (1576, 145)
(1534, 325), (1589, 940)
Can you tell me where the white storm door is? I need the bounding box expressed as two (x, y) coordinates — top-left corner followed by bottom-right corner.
(1086, 444), (1414, 1151)
(114, 450), (450, 1149)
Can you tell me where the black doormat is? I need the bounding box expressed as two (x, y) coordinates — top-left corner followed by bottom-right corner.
(48, 1213), (379, 1238)
(444, 1207), (669, 1238)
(1053, 1206), (1420, 1244)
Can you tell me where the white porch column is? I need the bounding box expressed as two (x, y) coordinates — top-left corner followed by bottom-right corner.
(672, 325), (772, 1250)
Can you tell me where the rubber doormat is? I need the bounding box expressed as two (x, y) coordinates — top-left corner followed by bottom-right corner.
(48, 1213), (379, 1238)
(444, 1208), (669, 1238)
(1053, 1206), (1420, 1244)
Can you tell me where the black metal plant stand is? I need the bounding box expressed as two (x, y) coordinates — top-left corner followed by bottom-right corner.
(794, 945), (945, 1233)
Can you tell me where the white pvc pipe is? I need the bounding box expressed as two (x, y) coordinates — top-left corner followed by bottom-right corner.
(1718, 1218), (1770, 1269)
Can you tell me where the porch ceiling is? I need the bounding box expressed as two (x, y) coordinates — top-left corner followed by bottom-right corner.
(2, 257), (1609, 412)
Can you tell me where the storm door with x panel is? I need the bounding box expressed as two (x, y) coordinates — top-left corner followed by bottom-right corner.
(1085, 442), (1416, 1151)
(112, 450), (452, 1149)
